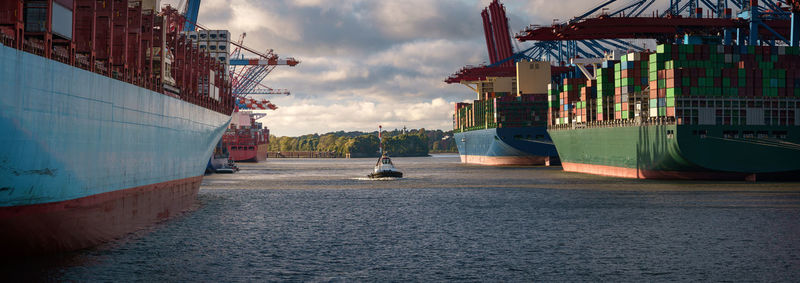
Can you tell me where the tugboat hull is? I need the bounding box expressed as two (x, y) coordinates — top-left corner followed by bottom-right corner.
(368, 171), (403, 178)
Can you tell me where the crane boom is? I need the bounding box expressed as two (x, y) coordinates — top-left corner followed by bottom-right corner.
(229, 58), (300, 66)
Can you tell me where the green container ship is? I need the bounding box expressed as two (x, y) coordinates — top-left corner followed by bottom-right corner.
(547, 44), (800, 180)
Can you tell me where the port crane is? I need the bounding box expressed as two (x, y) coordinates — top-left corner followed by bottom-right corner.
(178, 0), (299, 110)
(446, 0), (641, 85)
(447, 0), (800, 85)
(516, 0), (799, 46)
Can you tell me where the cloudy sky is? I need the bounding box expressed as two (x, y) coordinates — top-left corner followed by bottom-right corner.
(165, 0), (599, 136)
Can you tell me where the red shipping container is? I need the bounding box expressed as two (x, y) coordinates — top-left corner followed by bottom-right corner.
(666, 107), (675, 117)
(666, 78), (675, 88)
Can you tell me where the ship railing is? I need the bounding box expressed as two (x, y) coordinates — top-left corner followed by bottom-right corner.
(549, 116), (677, 130)
(22, 39), (44, 56)
(0, 33), (13, 48)
(52, 46), (70, 64)
(75, 54), (91, 70)
(94, 61), (107, 75)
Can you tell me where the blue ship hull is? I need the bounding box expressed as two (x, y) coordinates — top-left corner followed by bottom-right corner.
(0, 44), (231, 254)
(454, 127), (558, 166)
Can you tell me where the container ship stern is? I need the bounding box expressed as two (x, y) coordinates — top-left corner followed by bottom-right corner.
(451, 60), (559, 166)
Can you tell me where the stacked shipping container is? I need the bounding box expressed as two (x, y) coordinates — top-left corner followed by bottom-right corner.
(550, 78), (587, 125)
(548, 44), (800, 128)
(0, 1), (234, 115)
(187, 29), (230, 66)
(616, 52), (650, 120)
(595, 64), (616, 121)
(651, 44), (799, 126)
(454, 92), (549, 132)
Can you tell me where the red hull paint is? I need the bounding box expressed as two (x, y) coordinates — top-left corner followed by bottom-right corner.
(0, 176), (202, 256)
(561, 162), (754, 180)
(460, 154), (548, 166)
(228, 144), (267, 163)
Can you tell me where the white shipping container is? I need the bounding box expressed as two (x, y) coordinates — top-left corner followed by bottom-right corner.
(207, 43), (218, 51)
(198, 30), (209, 41)
(188, 31), (198, 42)
(217, 42), (230, 53)
(217, 30), (230, 42)
(208, 30), (219, 41)
(215, 52), (229, 65)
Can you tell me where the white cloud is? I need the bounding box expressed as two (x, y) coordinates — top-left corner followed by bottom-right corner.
(260, 98), (455, 136)
(161, 0), (592, 136)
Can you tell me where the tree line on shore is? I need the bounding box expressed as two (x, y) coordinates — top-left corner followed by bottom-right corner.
(268, 128), (457, 157)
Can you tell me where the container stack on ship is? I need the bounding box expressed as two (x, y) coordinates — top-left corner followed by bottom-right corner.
(451, 61), (559, 165)
(0, 0), (235, 255)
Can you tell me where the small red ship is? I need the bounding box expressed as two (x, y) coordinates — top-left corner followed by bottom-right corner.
(222, 111), (269, 162)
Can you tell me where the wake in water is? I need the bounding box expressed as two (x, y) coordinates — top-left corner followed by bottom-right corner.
(352, 177), (401, 181)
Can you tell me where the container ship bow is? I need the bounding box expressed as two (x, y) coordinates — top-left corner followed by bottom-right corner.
(0, 0), (235, 254)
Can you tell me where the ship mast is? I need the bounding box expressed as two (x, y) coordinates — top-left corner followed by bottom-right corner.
(378, 125), (383, 156)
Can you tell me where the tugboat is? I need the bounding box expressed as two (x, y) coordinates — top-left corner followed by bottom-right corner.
(368, 125), (403, 179)
(369, 154), (403, 178)
(215, 158), (240, 174)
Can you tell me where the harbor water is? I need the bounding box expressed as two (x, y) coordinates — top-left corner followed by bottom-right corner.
(7, 154), (800, 281)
